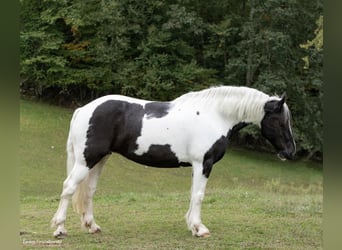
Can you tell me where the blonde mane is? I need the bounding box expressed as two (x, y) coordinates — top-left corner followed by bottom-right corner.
(174, 86), (279, 125)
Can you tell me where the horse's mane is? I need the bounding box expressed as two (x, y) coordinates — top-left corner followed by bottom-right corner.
(174, 86), (280, 124)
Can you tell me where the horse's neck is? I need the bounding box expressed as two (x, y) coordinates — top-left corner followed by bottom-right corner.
(174, 87), (269, 126)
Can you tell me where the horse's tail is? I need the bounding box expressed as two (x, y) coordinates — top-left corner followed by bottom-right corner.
(66, 108), (89, 215)
(72, 177), (88, 215)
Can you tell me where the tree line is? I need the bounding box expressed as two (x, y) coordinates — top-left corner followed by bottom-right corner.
(20, 0), (323, 161)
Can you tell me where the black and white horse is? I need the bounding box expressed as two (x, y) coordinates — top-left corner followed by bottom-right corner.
(51, 86), (296, 238)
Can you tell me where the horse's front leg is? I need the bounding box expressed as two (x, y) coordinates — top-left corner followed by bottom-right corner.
(186, 161), (211, 237)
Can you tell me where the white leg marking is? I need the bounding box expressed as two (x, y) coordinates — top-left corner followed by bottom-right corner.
(186, 162), (210, 237)
(75, 157), (107, 234)
(51, 162), (89, 238)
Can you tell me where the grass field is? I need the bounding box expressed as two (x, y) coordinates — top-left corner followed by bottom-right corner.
(20, 100), (323, 249)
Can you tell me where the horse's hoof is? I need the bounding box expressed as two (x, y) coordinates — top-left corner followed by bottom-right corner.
(191, 224), (210, 238)
(89, 227), (101, 234)
(200, 232), (211, 238)
(54, 231), (67, 239)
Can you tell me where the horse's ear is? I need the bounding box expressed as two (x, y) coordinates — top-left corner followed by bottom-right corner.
(264, 93), (286, 113)
(275, 92), (286, 112)
(279, 92), (286, 106)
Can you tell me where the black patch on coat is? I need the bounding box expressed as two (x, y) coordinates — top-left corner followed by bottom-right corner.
(84, 100), (145, 168)
(128, 144), (191, 168)
(202, 122), (249, 178)
(145, 102), (171, 119)
(227, 122), (249, 139)
(84, 100), (187, 169)
(202, 136), (228, 178)
(261, 100), (287, 151)
(261, 100), (296, 160)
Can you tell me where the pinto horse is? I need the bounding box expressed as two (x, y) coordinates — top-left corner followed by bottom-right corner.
(51, 86), (296, 238)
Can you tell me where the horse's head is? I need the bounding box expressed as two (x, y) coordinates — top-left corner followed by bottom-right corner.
(261, 93), (296, 161)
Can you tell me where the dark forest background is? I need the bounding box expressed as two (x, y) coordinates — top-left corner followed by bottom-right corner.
(20, 0), (323, 161)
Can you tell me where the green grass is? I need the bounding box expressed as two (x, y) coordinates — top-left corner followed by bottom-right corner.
(20, 99), (322, 249)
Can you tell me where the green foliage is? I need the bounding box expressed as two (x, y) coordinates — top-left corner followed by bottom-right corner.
(20, 0), (323, 160)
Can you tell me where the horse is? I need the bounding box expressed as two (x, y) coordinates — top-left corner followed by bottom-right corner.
(51, 86), (296, 238)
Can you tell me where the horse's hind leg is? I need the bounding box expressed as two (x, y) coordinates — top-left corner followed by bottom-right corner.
(51, 162), (89, 238)
(73, 156), (108, 233)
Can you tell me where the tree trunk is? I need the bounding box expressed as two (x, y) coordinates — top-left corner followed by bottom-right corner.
(246, 1), (255, 86)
